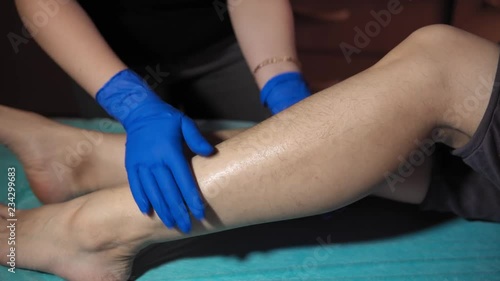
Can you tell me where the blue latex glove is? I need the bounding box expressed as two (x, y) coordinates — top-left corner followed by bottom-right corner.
(260, 72), (311, 114)
(96, 69), (214, 233)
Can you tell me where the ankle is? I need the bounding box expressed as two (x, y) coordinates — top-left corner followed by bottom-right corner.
(68, 189), (158, 252)
(66, 196), (117, 252)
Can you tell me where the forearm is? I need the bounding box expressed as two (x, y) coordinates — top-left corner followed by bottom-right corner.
(15, 0), (126, 96)
(229, 0), (300, 88)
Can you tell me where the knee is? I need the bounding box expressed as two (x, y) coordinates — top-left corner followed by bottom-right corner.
(367, 25), (467, 127)
(373, 24), (473, 101)
(378, 24), (470, 67)
(406, 24), (466, 49)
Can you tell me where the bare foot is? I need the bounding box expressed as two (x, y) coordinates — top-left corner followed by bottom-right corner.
(0, 195), (139, 281)
(0, 105), (127, 203)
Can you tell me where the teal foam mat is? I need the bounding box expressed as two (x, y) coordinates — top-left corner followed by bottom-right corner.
(1, 119), (499, 281)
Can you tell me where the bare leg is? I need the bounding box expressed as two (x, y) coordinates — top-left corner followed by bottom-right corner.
(0, 104), (426, 204)
(1, 25), (498, 281)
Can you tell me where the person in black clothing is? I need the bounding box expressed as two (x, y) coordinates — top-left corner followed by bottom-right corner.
(77, 0), (271, 121)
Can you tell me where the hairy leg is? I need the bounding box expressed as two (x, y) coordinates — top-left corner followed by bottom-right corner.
(0, 104), (427, 204)
(1, 25), (498, 281)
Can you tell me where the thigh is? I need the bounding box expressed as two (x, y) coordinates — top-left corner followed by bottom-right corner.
(372, 155), (432, 205)
(384, 25), (500, 221)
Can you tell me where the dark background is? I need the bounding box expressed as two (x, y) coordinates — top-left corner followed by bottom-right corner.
(1, 0), (499, 118)
(0, 0), (80, 117)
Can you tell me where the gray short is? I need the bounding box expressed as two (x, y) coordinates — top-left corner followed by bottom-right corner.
(420, 54), (500, 222)
(140, 37), (271, 122)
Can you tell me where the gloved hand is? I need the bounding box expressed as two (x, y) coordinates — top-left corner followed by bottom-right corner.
(260, 72), (311, 115)
(96, 69), (214, 233)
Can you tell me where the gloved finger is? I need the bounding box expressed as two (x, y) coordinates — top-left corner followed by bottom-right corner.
(168, 152), (205, 220)
(127, 168), (151, 214)
(181, 117), (214, 156)
(152, 166), (191, 233)
(138, 167), (175, 228)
